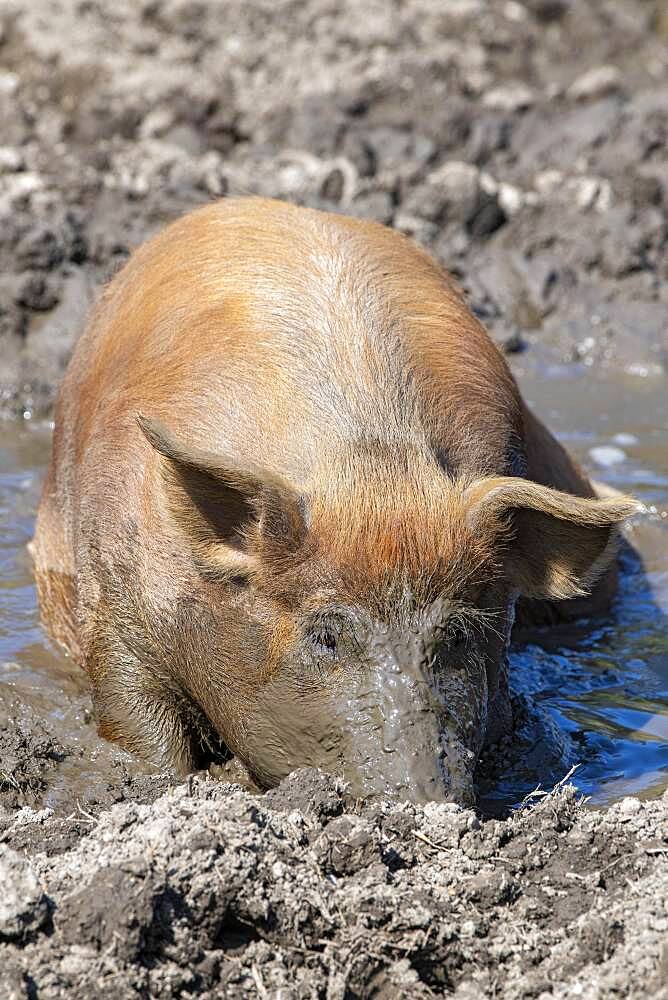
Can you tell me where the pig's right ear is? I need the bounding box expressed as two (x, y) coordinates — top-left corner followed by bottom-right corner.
(463, 476), (638, 600)
(137, 415), (308, 580)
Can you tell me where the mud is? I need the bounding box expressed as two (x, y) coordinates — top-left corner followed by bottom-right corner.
(1, 0), (668, 996)
(1, 770), (667, 999)
(0, 0), (667, 418)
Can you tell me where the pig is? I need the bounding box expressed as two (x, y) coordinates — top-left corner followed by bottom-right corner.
(32, 197), (636, 804)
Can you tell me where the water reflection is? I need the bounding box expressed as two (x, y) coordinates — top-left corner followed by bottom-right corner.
(492, 355), (668, 808)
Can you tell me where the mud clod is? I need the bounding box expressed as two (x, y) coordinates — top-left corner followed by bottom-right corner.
(0, 847), (49, 943)
(1, 777), (666, 998)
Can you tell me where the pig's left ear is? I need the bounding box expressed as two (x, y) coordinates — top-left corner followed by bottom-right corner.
(464, 477), (639, 600)
(137, 415), (308, 576)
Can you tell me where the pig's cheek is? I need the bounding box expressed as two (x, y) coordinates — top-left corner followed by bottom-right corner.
(230, 678), (344, 787)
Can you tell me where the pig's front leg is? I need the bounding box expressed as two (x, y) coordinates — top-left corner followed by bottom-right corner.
(88, 653), (228, 774)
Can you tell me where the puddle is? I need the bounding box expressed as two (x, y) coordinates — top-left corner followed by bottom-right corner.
(498, 353), (668, 807)
(1, 356), (667, 809)
(0, 423), (158, 810)
(1, 424), (57, 683)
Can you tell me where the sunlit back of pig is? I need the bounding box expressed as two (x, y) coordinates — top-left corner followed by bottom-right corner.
(32, 197), (636, 804)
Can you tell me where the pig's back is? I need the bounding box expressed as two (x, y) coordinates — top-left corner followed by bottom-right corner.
(62, 197), (521, 488)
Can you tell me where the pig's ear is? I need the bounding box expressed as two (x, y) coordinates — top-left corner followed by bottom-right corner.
(137, 415), (308, 577)
(464, 477), (639, 600)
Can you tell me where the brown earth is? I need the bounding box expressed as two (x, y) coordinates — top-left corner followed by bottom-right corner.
(0, 0), (667, 997)
(0, 0), (667, 419)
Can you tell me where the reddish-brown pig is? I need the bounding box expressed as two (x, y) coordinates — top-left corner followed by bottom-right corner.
(32, 197), (636, 804)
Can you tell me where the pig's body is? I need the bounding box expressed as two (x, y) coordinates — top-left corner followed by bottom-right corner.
(33, 198), (634, 803)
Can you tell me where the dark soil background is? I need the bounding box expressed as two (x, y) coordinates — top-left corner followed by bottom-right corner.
(1, 0), (667, 418)
(0, 1), (667, 997)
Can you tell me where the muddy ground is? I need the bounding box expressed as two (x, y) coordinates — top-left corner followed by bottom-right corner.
(0, 768), (666, 1000)
(0, 0), (667, 996)
(0, 0), (667, 420)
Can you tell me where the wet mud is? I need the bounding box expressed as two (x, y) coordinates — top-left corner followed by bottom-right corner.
(1, 0), (668, 996)
(1, 771), (667, 1000)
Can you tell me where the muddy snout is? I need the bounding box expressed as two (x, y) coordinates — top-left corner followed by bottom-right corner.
(336, 629), (485, 806)
(243, 622), (488, 806)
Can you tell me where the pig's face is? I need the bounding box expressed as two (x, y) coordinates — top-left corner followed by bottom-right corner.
(232, 590), (508, 806)
(139, 417), (634, 804)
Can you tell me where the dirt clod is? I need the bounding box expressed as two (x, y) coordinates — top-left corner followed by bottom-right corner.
(0, 847), (49, 943)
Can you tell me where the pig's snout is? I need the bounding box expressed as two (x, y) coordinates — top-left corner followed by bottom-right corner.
(241, 622), (487, 806)
(336, 629), (484, 805)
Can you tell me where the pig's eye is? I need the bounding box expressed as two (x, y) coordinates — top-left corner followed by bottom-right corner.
(305, 609), (358, 662)
(436, 623), (470, 655)
(449, 629), (469, 652)
(311, 627), (339, 660)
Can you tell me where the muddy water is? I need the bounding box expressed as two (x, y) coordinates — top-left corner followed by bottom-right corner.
(504, 352), (668, 807)
(1, 358), (667, 809)
(0, 423), (158, 809)
(1, 424), (59, 685)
